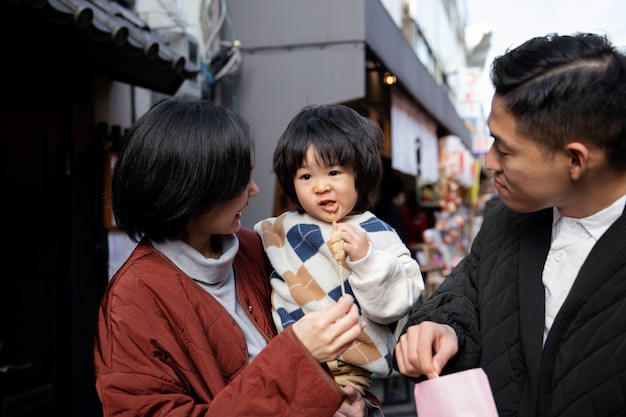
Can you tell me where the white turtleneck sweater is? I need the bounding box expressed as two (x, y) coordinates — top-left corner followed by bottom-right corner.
(152, 234), (267, 361)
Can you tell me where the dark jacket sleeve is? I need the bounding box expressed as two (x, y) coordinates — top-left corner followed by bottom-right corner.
(394, 222), (485, 378)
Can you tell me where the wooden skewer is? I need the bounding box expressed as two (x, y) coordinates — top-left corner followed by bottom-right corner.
(338, 259), (345, 296)
(330, 213), (345, 296)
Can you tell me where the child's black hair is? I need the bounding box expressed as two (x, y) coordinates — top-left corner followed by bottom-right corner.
(273, 104), (383, 213)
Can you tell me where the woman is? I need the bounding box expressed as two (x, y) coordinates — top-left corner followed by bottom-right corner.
(94, 96), (381, 416)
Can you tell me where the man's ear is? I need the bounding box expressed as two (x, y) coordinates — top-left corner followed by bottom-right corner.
(565, 142), (589, 181)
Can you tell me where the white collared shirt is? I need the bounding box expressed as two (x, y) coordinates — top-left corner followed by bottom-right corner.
(542, 195), (626, 344)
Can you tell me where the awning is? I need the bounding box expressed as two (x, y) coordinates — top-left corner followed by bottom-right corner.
(364, 0), (472, 150)
(4, 0), (200, 95)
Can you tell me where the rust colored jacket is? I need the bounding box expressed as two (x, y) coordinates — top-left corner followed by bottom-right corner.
(94, 229), (346, 416)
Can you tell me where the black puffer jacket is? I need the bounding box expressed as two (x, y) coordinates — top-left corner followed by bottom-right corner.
(399, 201), (626, 417)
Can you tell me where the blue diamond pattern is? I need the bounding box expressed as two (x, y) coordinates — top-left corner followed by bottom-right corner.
(286, 223), (325, 262)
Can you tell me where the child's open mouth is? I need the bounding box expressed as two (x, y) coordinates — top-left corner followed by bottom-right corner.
(320, 200), (337, 212)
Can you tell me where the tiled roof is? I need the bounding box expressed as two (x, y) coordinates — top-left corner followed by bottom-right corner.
(12, 0), (200, 94)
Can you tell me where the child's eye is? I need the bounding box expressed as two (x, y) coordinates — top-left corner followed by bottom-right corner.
(329, 170), (340, 176)
(300, 173), (311, 180)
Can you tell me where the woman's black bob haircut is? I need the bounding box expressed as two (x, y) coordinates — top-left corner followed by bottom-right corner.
(111, 96), (255, 243)
(273, 104), (383, 213)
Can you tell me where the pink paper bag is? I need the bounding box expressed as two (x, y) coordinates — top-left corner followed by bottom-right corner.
(413, 368), (498, 417)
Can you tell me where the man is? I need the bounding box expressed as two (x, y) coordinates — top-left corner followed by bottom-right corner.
(394, 32), (626, 417)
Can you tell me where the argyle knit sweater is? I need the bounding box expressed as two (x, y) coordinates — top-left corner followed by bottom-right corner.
(255, 210), (423, 376)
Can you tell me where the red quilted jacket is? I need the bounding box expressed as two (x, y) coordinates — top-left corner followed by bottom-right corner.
(94, 228), (347, 416)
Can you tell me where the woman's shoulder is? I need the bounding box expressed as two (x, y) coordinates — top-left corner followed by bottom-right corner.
(237, 227), (258, 240)
(112, 239), (173, 278)
(104, 240), (193, 308)
(236, 228), (265, 262)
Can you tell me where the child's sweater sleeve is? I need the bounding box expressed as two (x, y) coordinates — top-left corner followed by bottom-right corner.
(347, 240), (423, 324)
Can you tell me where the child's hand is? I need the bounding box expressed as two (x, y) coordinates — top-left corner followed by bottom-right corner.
(336, 224), (369, 262)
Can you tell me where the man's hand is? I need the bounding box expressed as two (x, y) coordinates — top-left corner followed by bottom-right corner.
(395, 321), (458, 379)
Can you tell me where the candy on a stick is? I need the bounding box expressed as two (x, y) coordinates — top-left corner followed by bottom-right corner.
(329, 213), (345, 295)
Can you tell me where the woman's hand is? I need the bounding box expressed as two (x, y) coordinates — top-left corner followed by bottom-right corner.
(292, 294), (365, 363)
(395, 321), (458, 379)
